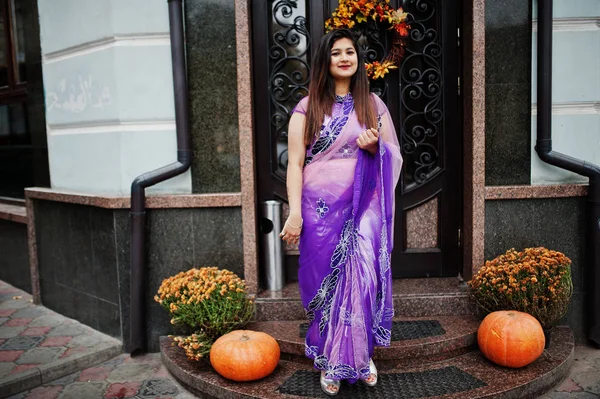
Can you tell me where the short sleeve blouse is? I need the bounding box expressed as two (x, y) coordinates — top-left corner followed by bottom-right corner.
(291, 97), (309, 115)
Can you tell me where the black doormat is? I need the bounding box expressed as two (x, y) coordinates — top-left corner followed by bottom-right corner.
(278, 366), (487, 398)
(299, 320), (446, 341)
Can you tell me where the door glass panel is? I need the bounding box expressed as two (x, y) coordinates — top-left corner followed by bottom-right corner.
(0, 11), (7, 87)
(9, 102), (28, 143)
(0, 105), (9, 144)
(11, 0), (26, 83)
(0, 102), (29, 145)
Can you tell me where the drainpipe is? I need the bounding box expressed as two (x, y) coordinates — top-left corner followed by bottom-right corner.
(536, 1), (600, 347)
(129, 0), (191, 355)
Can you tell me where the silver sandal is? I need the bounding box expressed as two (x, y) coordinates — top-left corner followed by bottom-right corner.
(320, 371), (340, 396)
(362, 359), (378, 387)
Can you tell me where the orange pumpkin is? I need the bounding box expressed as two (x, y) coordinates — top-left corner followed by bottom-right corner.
(477, 310), (545, 368)
(210, 330), (280, 381)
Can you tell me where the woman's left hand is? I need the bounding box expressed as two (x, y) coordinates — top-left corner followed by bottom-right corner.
(356, 128), (379, 155)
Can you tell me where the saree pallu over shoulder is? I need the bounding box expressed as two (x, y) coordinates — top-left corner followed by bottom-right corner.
(297, 93), (402, 383)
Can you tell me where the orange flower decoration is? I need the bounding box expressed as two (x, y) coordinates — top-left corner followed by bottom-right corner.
(325, 0), (410, 79)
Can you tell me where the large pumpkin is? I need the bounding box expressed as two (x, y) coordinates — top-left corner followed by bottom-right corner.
(477, 310), (545, 368)
(210, 330), (280, 381)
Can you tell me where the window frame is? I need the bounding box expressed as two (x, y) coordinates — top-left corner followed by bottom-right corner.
(0, 0), (27, 105)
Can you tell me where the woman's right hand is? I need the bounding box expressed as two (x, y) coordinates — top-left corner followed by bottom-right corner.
(356, 127), (379, 155)
(279, 214), (303, 245)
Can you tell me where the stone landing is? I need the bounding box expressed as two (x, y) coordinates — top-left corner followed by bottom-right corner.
(160, 324), (574, 399)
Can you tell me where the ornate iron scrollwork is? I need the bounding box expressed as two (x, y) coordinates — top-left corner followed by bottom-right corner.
(268, 0), (444, 190)
(269, 0), (310, 178)
(354, 20), (389, 99)
(400, 0), (443, 190)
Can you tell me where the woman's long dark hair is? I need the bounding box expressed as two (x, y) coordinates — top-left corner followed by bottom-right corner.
(304, 28), (377, 145)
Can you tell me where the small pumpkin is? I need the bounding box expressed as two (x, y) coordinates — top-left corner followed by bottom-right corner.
(477, 310), (545, 368)
(210, 330), (280, 381)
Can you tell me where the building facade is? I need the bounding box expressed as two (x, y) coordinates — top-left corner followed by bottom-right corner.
(0, 0), (598, 352)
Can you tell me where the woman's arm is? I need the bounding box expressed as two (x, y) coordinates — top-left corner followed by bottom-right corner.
(280, 111), (306, 245)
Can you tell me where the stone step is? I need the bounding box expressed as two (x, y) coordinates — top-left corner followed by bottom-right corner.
(254, 279), (476, 321)
(246, 315), (479, 366)
(160, 327), (574, 399)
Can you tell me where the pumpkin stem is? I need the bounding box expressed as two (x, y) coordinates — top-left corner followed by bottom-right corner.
(240, 334), (250, 341)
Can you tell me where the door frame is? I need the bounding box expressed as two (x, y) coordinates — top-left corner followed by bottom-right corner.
(234, 0), (486, 294)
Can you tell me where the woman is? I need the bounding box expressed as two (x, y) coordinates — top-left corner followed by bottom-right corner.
(280, 28), (403, 396)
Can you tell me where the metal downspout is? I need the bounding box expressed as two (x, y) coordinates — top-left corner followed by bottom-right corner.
(129, 0), (191, 355)
(536, 0), (600, 347)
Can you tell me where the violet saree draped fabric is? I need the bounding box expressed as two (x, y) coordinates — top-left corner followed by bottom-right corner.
(293, 93), (403, 383)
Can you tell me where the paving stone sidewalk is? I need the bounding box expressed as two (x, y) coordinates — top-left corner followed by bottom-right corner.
(540, 344), (600, 399)
(0, 281), (122, 397)
(9, 344), (600, 399)
(7, 353), (196, 399)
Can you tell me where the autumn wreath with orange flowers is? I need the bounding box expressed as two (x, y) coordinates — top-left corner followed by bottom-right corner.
(325, 0), (410, 79)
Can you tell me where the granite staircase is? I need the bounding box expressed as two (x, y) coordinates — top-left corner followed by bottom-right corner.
(160, 278), (574, 399)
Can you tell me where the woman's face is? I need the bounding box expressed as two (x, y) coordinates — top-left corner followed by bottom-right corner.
(329, 37), (358, 81)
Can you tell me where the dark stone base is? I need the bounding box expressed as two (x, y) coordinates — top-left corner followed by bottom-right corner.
(0, 220), (31, 293)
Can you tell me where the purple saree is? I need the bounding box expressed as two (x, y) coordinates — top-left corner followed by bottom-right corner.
(292, 93), (403, 383)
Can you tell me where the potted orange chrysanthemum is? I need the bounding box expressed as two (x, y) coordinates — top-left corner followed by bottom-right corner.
(154, 267), (255, 360)
(468, 247), (573, 346)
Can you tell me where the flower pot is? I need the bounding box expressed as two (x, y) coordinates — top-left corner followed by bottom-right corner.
(543, 327), (554, 349)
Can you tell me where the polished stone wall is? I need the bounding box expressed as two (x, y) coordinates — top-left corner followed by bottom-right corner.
(185, 0), (241, 193)
(484, 197), (588, 343)
(0, 221), (31, 293)
(33, 199), (244, 351)
(485, 0), (532, 185)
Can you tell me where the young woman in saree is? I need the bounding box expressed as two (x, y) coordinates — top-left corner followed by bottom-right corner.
(279, 28), (403, 396)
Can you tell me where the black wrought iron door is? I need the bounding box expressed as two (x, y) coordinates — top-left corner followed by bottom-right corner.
(252, 0), (463, 279)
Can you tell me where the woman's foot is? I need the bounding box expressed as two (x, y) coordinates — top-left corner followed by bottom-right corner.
(362, 359), (378, 387)
(320, 371), (340, 396)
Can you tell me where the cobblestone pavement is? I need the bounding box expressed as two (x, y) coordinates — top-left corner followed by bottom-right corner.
(7, 353), (197, 399)
(8, 346), (600, 399)
(0, 281), (121, 396)
(540, 344), (600, 399)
